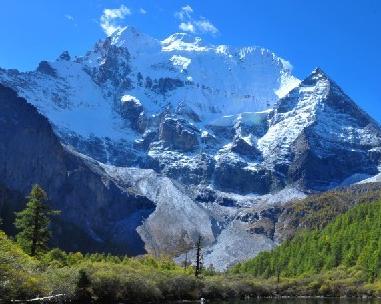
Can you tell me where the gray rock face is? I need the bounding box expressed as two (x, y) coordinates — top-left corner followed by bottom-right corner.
(176, 103), (201, 122)
(56, 132), (144, 167)
(83, 38), (132, 90)
(159, 117), (199, 152)
(120, 98), (143, 120)
(58, 51), (71, 61)
(213, 159), (281, 195)
(0, 184), (25, 236)
(231, 138), (261, 159)
(267, 69), (381, 191)
(119, 96), (145, 132)
(152, 77), (184, 94)
(134, 130), (158, 150)
(37, 61), (57, 77)
(287, 127), (379, 190)
(0, 84), (154, 255)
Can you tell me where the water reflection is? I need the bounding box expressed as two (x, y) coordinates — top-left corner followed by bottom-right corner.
(208, 299), (381, 304)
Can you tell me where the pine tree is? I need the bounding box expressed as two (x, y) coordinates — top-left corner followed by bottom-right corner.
(195, 235), (203, 277)
(15, 184), (59, 256)
(183, 251), (189, 269)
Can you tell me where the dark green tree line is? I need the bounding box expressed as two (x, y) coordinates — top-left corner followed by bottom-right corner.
(233, 199), (381, 281)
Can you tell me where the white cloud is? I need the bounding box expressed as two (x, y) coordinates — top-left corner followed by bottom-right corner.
(194, 19), (218, 34)
(175, 4), (218, 35)
(100, 4), (131, 36)
(175, 4), (193, 20)
(182, 5), (193, 14)
(179, 22), (195, 33)
(64, 14), (74, 21)
(103, 5), (131, 19)
(139, 8), (147, 14)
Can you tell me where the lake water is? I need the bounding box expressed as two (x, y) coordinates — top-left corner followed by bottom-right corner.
(206, 299), (381, 304)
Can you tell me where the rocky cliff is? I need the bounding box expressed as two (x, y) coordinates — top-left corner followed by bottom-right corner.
(0, 84), (155, 255)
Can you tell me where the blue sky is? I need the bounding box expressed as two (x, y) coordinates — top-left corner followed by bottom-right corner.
(0, 0), (380, 121)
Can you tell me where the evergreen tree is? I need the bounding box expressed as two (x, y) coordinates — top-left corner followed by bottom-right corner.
(195, 235), (203, 277)
(15, 185), (59, 256)
(183, 251), (189, 269)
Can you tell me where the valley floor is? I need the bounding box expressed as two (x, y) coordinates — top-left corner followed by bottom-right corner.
(3, 198), (381, 303)
(2, 232), (381, 303)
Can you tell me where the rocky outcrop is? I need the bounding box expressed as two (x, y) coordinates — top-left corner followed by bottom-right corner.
(58, 51), (71, 61)
(120, 95), (143, 120)
(133, 130), (158, 150)
(176, 103), (201, 122)
(287, 126), (379, 190)
(159, 117), (199, 152)
(119, 95), (146, 132)
(152, 77), (184, 94)
(213, 158), (282, 195)
(84, 38), (132, 90)
(37, 61), (57, 77)
(231, 137), (261, 159)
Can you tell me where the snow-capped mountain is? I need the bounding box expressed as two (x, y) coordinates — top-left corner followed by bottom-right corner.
(0, 26), (299, 165)
(258, 68), (381, 189)
(0, 26), (380, 270)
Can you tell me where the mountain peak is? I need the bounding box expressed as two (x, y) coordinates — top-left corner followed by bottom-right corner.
(161, 32), (206, 52)
(298, 67), (332, 90)
(162, 32), (200, 43)
(275, 67), (350, 115)
(111, 25), (142, 40)
(57, 51), (71, 61)
(311, 67), (328, 77)
(274, 65), (380, 137)
(308, 67), (331, 82)
(109, 25), (160, 51)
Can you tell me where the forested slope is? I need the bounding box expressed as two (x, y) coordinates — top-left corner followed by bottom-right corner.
(234, 199), (381, 282)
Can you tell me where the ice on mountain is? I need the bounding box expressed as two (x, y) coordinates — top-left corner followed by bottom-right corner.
(170, 55), (192, 72)
(121, 94), (142, 106)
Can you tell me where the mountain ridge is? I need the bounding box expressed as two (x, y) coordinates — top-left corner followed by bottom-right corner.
(0, 27), (380, 269)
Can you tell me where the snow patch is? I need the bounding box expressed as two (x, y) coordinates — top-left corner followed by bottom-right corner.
(121, 94), (142, 106)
